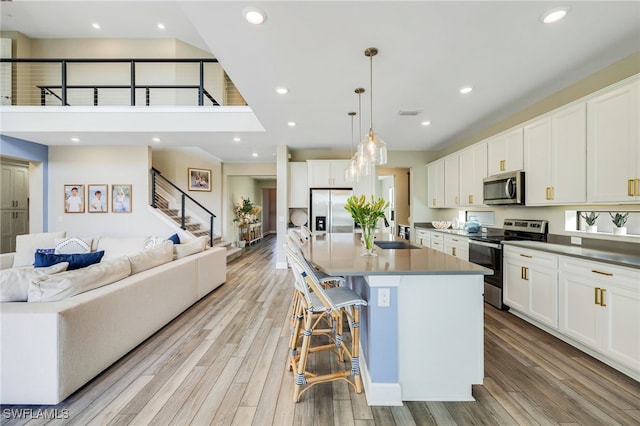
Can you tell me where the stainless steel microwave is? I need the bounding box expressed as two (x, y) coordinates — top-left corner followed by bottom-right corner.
(483, 171), (525, 205)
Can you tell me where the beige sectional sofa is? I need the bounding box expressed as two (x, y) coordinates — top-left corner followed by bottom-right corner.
(0, 236), (226, 405)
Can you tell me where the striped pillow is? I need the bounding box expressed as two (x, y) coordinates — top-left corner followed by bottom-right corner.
(54, 237), (93, 254)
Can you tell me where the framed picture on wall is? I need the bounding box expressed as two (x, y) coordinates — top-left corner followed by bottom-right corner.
(88, 184), (108, 213)
(64, 184), (85, 213)
(111, 184), (132, 213)
(188, 168), (212, 191)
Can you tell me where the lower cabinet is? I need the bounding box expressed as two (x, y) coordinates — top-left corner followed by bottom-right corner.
(415, 228), (431, 247)
(429, 231), (444, 252)
(444, 234), (469, 261)
(504, 246), (558, 329)
(1, 210), (28, 253)
(559, 257), (640, 374)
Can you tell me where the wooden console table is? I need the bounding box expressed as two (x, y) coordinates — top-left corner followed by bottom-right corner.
(241, 222), (263, 245)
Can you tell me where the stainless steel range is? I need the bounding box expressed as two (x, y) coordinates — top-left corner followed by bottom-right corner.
(468, 219), (548, 310)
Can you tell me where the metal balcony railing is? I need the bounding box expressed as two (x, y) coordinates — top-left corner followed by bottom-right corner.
(0, 58), (247, 107)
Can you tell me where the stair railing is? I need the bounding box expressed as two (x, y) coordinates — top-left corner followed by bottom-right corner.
(150, 167), (215, 246)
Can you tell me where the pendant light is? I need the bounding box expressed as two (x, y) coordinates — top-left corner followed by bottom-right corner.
(357, 47), (387, 166)
(344, 111), (359, 183)
(355, 87), (373, 176)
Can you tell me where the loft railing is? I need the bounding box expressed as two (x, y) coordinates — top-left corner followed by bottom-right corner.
(0, 58), (246, 107)
(150, 167), (216, 246)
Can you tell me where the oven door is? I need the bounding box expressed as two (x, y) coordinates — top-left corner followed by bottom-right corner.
(469, 240), (505, 309)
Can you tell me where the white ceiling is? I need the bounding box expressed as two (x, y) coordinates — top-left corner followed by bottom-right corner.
(1, 1), (639, 163)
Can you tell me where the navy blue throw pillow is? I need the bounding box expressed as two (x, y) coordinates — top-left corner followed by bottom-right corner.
(168, 233), (180, 244)
(34, 251), (105, 270)
(35, 248), (55, 255)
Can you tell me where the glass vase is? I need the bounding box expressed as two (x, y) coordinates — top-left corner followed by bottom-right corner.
(361, 223), (377, 257)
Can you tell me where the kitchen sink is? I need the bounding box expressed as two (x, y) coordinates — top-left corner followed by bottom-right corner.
(373, 241), (421, 250)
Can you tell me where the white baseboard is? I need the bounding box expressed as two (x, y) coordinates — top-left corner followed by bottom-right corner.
(275, 261), (289, 270)
(360, 352), (403, 406)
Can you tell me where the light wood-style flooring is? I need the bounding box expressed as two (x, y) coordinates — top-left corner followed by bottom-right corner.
(2, 235), (639, 425)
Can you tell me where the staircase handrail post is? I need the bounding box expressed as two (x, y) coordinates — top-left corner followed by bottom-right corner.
(61, 60), (67, 106)
(151, 169), (157, 208)
(198, 60), (204, 106)
(209, 215), (214, 247)
(180, 193), (186, 230)
(130, 60), (136, 106)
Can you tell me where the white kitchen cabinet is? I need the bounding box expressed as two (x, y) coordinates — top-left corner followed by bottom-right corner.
(504, 246), (559, 329)
(459, 142), (487, 207)
(307, 160), (351, 188)
(288, 162), (308, 208)
(415, 228), (431, 247)
(429, 231), (444, 252)
(559, 257), (640, 374)
(427, 159), (444, 208)
(444, 234), (469, 261)
(444, 154), (459, 208)
(1, 163), (29, 210)
(487, 128), (523, 176)
(0, 210), (28, 253)
(524, 103), (586, 205)
(587, 78), (640, 203)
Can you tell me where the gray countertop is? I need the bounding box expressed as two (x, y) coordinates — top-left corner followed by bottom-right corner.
(302, 233), (491, 276)
(502, 240), (640, 270)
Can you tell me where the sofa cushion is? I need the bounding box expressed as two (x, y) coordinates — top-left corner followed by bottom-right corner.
(34, 251), (105, 271)
(173, 236), (209, 260)
(128, 241), (174, 274)
(28, 257), (131, 302)
(54, 237), (93, 254)
(0, 263), (69, 302)
(13, 231), (67, 267)
(97, 236), (149, 260)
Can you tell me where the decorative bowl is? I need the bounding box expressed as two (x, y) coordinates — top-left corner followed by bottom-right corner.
(431, 221), (451, 229)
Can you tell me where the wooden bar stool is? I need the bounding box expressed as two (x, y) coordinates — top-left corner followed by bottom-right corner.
(284, 244), (368, 402)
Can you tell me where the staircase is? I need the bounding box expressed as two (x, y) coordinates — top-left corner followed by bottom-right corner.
(150, 168), (242, 263)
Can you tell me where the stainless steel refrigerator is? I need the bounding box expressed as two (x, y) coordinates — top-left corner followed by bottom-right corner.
(310, 189), (354, 233)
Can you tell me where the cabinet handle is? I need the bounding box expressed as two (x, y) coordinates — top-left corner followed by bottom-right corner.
(499, 160), (505, 171)
(521, 266), (529, 280)
(452, 247), (457, 256)
(469, 194), (473, 204)
(594, 287), (600, 305)
(635, 179), (640, 196)
(600, 288), (607, 307)
(591, 269), (613, 277)
(629, 179), (635, 196)
(545, 187), (554, 200)
(455, 196), (458, 205)
(520, 254), (532, 258)
(432, 198), (436, 206)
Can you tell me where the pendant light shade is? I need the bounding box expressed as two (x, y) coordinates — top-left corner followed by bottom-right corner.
(354, 87), (373, 176)
(344, 112), (359, 183)
(357, 47), (387, 166)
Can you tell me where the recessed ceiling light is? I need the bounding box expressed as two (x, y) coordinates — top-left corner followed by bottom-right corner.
(541, 7), (569, 24)
(157, 23), (165, 30)
(243, 7), (266, 25)
(252, 153), (259, 158)
(287, 121), (296, 127)
(459, 86), (473, 94)
(276, 87), (289, 95)
(71, 137), (80, 142)
(421, 121), (431, 127)
(152, 137), (161, 143)
(92, 23), (100, 29)
(233, 137), (241, 142)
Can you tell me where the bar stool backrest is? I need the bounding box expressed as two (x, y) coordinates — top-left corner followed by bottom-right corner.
(283, 243), (315, 303)
(287, 228), (306, 249)
(284, 243), (337, 312)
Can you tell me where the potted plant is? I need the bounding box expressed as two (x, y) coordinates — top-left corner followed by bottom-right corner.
(609, 212), (629, 235)
(580, 211), (599, 233)
(344, 195), (389, 257)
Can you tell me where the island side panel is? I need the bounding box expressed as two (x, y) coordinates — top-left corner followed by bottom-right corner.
(397, 274), (484, 401)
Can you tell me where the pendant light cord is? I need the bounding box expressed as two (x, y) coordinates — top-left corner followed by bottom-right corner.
(369, 52), (374, 134)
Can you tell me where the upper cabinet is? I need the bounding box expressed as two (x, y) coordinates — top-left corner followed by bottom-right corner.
(307, 160), (351, 188)
(524, 103), (586, 205)
(459, 142), (487, 207)
(288, 162), (308, 208)
(487, 128), (523, 176)
(427, 159), (445, 208)
(444, 154), (459, 208)
(587, 79), (640, 203)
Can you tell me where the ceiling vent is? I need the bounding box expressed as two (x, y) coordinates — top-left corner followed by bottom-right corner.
(398, 109), (423, 116)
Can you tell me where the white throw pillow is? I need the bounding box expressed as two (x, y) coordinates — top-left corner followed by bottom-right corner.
(28, 257), (131, 303)
(13, 231), (67, 267)
(128, 240), (174, 274)
(96, 236), (150, 260)
(173, 236), (209, 260)
(0, 263), (69, 302)
(144, 236), (166, 249)
(54, 237), (93, 254)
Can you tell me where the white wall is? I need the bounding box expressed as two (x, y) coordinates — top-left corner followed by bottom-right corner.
(48, 145), (175, 238)
(152, 147), (222, 236)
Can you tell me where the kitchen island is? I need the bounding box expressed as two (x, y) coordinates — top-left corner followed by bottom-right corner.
(302, 233), (492, 406)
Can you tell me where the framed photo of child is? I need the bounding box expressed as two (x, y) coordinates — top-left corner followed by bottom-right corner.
(64, 184), (85, 213)
(88, 184), (108, 213)
(111, 184), (132, 213)
(188, 168), (212, 191)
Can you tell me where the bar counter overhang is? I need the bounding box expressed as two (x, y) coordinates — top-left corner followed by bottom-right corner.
(302, 233), (492, 406)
